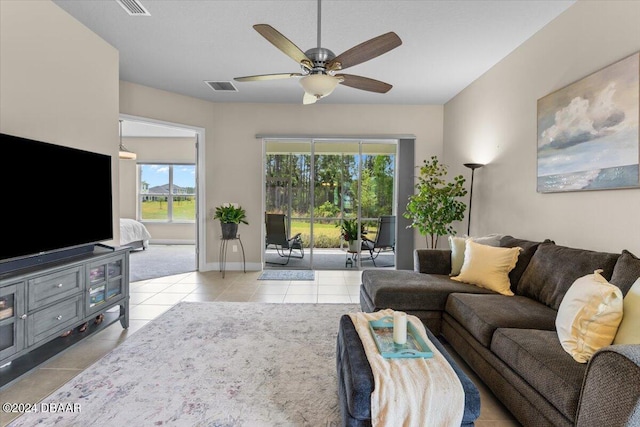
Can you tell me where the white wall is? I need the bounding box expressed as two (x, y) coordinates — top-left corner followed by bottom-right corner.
(120, 81), (443, 269)
(443, 0), (640, 255)
(0, 0), (120, 244)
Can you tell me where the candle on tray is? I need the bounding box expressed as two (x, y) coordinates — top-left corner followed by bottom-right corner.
(393, 311), (407, 345)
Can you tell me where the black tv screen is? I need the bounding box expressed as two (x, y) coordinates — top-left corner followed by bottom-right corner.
(0, 133), (113, 264)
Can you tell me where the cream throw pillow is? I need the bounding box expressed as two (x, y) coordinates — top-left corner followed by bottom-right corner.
(613, 277), (640, 345)
(451, 239), (520, 296)
(449, 235), (467, 276)
(556, 270), (623, 363)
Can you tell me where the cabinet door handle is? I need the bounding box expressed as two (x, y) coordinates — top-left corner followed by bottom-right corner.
(56, 315), (63, 320)
(57, 283), (63, 288)
(20, 314), (27, 320)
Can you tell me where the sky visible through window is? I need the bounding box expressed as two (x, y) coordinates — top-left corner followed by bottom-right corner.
(141, 164), (195, 188)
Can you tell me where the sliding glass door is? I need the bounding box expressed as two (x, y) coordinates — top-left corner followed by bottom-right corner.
(264, 140), (312, 269)
(264, 138), (396, 270)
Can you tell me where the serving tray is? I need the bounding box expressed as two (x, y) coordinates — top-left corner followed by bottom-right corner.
(368, 316), (433, 359)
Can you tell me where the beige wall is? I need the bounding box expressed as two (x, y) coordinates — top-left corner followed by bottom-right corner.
(0, 0), (120, 244)
(443, 0), (640, 255)
(120, 81), (443, 269)
(119, 137), (197, 243)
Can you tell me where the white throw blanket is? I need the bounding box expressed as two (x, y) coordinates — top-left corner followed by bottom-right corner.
(348, 309), (465, 427)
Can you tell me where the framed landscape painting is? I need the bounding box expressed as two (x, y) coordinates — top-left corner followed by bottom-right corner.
(537, 52), (640, 193)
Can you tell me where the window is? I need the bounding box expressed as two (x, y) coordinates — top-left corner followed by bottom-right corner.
(139, 164), (196, 222)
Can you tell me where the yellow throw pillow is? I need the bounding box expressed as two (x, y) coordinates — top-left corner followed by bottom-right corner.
(613, 277), (640, 345)
(451, 239), (520, 296)
(556, 270), (623, 363)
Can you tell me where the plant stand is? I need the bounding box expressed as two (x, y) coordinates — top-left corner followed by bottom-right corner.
(219, 234), (246, 279)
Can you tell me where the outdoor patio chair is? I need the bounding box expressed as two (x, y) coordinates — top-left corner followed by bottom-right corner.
(361, 215), (395, 267)
(265, 213), (304, 265)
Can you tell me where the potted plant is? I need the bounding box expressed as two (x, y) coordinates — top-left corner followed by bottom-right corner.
(403, 156), (467, 248)
(337, 217), (362, 252)
(213, 203), (248, 239)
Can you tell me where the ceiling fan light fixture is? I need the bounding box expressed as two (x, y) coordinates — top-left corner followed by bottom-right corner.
(299, 74), (339, 98)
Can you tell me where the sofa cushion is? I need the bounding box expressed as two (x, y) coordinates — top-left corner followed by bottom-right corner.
(610, 250), (640, 296)
(491, 328), (587, 421)
(361, 270), (492, 312)
(516, 242), (620, 310)
(445, 293), (557, 347)
(451, 240), (521, 296)
(499, 235), (549, 292)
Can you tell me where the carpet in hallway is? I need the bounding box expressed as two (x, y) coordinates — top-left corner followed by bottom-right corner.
(128, 244), (195, 282)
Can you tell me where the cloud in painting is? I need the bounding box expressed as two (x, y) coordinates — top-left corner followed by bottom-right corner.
(540, 82), (626, 149)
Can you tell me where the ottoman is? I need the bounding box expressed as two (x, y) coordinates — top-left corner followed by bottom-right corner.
(336, 315), (481, 427)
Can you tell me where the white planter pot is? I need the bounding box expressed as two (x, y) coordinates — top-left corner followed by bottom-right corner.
(348, 240), (360, 252)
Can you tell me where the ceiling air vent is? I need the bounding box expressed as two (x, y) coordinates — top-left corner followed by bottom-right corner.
(205, 81), (238, 92)
(116, 0), (150, 16)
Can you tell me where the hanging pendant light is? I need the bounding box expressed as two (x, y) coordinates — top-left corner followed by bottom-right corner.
(118, 119), (137, 160)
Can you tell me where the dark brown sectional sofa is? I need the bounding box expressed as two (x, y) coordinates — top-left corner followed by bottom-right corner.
(360, 236), (640, 426)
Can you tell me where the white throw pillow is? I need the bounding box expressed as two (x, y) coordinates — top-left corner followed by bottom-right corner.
(451, 239), (520, 296)
(613, 277), (640, 345)
(448, 235), (467, 276)
(556, 270), (623, 363)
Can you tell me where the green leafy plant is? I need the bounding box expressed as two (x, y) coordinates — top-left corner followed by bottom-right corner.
(403, 156), (467, 248)
(336, 217), (362, 242)
(213, 203), (248, 224)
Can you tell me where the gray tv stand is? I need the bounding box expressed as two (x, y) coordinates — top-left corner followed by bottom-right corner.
(0, 245), (130, 389)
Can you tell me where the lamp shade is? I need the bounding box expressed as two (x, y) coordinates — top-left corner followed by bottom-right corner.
(119, 146), (137, 160)
(299, 74), (339, 98)
(463, 163), (484, 170)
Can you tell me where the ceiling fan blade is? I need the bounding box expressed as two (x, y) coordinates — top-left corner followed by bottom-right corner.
(336, 74), (393, 93)
(303, 92), (318, 105)
(234, 73), (303, 82)
(328, 32), (402, 71)
(254, 24), (313, 69)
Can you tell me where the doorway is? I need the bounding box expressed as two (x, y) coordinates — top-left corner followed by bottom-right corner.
(119, 114), (205, 280)
(263, 138), (397, 270)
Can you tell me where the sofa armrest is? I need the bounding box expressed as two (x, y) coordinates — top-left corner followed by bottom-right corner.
(413, 249), (452, 275)
(576, 344), (640, 427)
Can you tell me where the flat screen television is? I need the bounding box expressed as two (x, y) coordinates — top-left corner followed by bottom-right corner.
(0, 133), (113, 272)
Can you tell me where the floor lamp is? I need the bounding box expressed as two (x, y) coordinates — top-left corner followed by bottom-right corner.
(463, 163), (484, 236)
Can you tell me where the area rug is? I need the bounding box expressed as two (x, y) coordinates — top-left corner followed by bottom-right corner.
(128, 244), (196, 282)
(258, 269), (316, 281)
(8, 302), (360, 427)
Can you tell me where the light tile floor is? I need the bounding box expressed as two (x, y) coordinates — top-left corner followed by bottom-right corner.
(0, 269), (520, 426)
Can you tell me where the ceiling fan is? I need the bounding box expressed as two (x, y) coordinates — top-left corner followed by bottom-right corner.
(234, 0), (402, 105)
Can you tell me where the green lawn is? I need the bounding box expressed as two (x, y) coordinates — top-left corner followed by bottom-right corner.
(289, 220), (378, 248)
(141, 198), (196, 220)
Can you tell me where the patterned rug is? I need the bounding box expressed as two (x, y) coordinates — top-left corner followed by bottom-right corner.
(258, 269), (316, 280)
(9, 302), (360, 427)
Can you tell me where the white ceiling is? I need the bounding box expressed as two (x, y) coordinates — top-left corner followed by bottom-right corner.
(53, 0), (575, 105)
